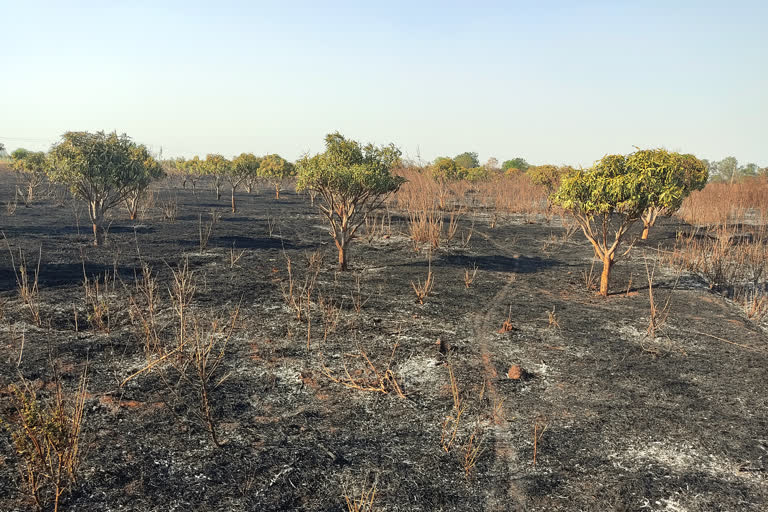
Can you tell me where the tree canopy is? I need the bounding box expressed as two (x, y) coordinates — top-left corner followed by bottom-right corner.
(502, 157), (530, 172)
(297, 132), (405, 269)
(454, 152), (479, 169)
(47, 131), (162, 245)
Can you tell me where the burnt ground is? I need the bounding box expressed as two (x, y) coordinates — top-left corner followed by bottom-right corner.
(0, 173), (766, 511)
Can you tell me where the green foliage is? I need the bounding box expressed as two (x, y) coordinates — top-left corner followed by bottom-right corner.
(527, 164), (572, 194)
(626, 149), (707, 215)
(47, 131), (163, 203)
(202, 154), (231, 177)
(231, 152), (261, 184)
(47, 131), (163, 243)
(297, 132), (405, 199)
(502, 157), (530, 172)
(555, 153), (654, 217)
(11, 149), (47, 175)
(431, 157), (462, 182)
(454, 152), (479, 169)
(297, 132), (406, 269)
(462, 166), (492, 182)
(258, 154), (294, 181)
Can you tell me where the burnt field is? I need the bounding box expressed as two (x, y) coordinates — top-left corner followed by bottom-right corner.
(1, 173), (767, 511)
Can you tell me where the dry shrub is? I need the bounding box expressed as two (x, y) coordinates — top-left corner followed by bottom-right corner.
(1, 370), (88, 512)
(322, 341), (405, 398)
(668, 225), (768, 292)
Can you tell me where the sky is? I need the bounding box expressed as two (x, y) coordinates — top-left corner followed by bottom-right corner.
(1, 0), (766, 167)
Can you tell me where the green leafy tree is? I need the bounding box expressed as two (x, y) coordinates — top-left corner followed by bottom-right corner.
(628, 149), (708, 239)
(431, 157), (461, 209)
(502, 157), (530, 173)
(296, 132), (406, 270)
(47, 131), (163, 245)
(713, 156), (739, 184)
(123, 155), (165, 220)
(527, 164), (573, 209)
(203, 154), (231, 200)
(553, 154), (651, 296)
(454, 152), (479, 169)
(184, 156), (205, 194)
(259, 154), (296, 199)
(229, 153), (261, 212)
(11, 148), (48, 205)
(741, 163), (759, 178)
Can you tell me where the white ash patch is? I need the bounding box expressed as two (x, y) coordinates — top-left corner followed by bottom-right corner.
(611, 440), (760, 483)
(397, 354), (442, 390)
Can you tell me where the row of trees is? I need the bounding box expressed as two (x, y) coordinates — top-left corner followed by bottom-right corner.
(705, 156), (768, 184)
(166, 153), (295, 211)
(3, 132), (712, 300)
(428, 152), (532, 182)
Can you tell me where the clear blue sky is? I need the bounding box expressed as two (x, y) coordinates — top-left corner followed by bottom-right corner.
(1, 0), (766, 167)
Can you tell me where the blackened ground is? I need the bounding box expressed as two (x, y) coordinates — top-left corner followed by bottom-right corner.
(0, 174), (766, 511)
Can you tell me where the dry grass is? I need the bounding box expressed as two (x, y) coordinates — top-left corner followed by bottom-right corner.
(6, 241), (42, 326)
(678, 178), (768, 226)
(344, 478), (378, 512)
(411, 256), (435, 304)
(321, 341), (405, 398)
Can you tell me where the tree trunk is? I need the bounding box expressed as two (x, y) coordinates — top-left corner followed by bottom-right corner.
(641, 221), (650, 240)
(215, 183), (221, 200)
(599, 254), (613, 296)
(231, 186), (237, 213)
(274, 184), (280, 200)
(89, 201), (105, 246)
(336, 236), (348, 271)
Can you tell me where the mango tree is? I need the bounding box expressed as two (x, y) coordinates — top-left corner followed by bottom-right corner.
(123, 154), (165, 220)
(47, 131), (162, 245)
(297, 132), (406, 270)
(527, 164), (573, 210)
(203, 154), (230, 200)
(553, 154), (651, 296)
(259, 154), (295, 199)
(11, 148), (47, 205)
(431, 157), (461, 209)
(184, 156), (205, 194)
(628, 149), (708, 239)
(229, 153), (261, 212)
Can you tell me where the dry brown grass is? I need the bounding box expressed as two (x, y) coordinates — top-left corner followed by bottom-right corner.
(321, 341), (405, 398)
(678, 178), (768, 226)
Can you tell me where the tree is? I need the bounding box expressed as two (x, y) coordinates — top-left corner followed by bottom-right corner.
(0, 142), (5, 154)
(526, 164), (572, 209)
(47, 131), (162, 246)
(485, 157), (500, 173)
(184, 156), (205, 194)
(454, 152), (479, 169)
(229, 153), (260, 212)
(430, 157), (461, 209)
(259, 154), (296, 199)
(124, 163), (165, 221)
(296, 132), (406, 270)
(741, 163), (759, 178)
(553, 154), (651, 296)
(629, 149), (708, 239)
(203, 154), (230, 200)
(11, 148), (47, 205)
(502, 157), (530, 173)
(714, 156), (739, 184)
